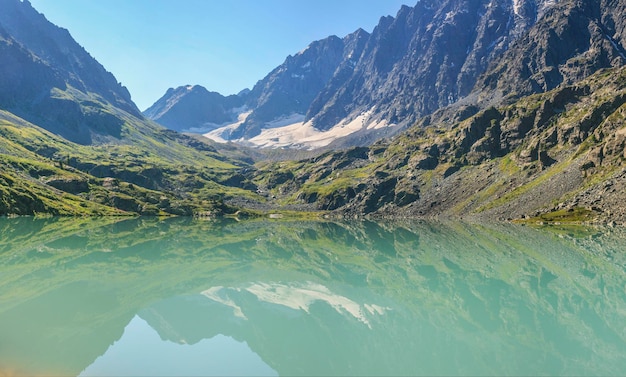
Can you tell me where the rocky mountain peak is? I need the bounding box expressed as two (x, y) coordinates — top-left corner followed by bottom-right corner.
(148, 0), (626, 150)
(476, 0), (626, 103)
(224, 33), (349, 139)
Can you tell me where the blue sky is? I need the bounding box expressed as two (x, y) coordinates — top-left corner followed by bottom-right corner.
(29, 0), (412, 110)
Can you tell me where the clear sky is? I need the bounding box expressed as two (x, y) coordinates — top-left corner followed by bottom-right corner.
(29, 0), (412, 111)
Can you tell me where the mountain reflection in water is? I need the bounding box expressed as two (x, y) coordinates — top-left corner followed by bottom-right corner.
(0, 217), (625, 376)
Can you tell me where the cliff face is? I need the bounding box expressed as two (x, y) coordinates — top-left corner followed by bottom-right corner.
(306, 0), (524, 131)
(476, 0), (626, 102)
(308, 0), (626, 136)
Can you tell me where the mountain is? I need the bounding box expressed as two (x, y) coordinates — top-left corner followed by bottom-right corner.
(475, 0), (626, 102)
(250, 64), (626, 223)
(0, 0), (262, 217)
(147, 30), (371, 143)
(229, 29), (371, 140)
(0, 0), (142, 145)
(143, 85), (247, 133)
(3, 0), (626, 223)
(149, 0), (626, 150)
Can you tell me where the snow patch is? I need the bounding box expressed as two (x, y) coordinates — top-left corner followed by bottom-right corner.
(248, 108), (390, 149)
(265, 113), (306, 128)
(297, 45), (310, 55)
(204, 108), (396, 149)
(177, 106), (250, 134)
(513, 0), (523, 17)
(606, 34), (626, 60)
(203, 111), (252, 143)
(537, 0), (556, 19)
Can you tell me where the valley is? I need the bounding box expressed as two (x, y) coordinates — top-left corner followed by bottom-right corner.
(1, 0), (626, 224)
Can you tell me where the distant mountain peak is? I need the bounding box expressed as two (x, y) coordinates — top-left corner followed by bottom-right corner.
(143, 84), (246, 133)
(147, 0), (626, 150)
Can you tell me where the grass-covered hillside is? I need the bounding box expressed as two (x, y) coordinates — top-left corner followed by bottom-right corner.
(3, 65), (626, 222)
(0, 0), (270, 217)
(0, 102), (263, 216)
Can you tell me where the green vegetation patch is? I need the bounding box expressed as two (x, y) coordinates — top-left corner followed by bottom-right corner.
(521, 207), (597, 224)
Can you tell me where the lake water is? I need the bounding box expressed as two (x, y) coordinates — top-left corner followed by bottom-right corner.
(1, 217), (625, 376)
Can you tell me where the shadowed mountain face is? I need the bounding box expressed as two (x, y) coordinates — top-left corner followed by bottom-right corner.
(143, 85), (247, 133)
(147, 0), (626, 149)
(0, 0), (140, 144)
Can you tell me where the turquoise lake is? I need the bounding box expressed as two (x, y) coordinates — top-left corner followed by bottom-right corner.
(1, 217), (625, 376)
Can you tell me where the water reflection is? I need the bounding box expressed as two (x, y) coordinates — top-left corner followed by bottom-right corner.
(0, 217), (625, 376)
(81, 316), (277, 377)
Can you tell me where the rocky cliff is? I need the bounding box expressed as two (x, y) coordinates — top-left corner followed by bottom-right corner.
(307, 0), (626, 145)
(476, 0), (626, 103)
(149, 0), (626, 150)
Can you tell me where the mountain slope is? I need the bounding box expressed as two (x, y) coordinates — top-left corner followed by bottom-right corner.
(476, 0), (626, 103)
(0, 0), (143, 145)
(250, 65), (626, 223)
(0, 0), (265, 216)
(0, 0), (138, 114)
(170, 30), (370, 144)
(307, 0), (626, 143)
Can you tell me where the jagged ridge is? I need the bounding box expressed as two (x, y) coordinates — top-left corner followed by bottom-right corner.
(148, 0), (625, 150)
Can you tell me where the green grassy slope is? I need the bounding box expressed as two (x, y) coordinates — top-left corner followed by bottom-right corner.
(3, 66), (626, 220)
(0, 97), (263, 216)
